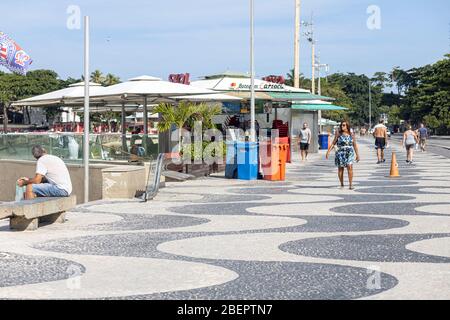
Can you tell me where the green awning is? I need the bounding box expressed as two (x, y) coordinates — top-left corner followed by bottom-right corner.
(291, 104), (347, 111)
(268, 92), (335, 101)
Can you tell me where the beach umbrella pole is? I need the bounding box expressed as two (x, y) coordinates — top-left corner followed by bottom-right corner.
(2, 103), (8, 133)
(121, 103), (127, 153)
(143, 96), (148, 135)
(83, 16), (90, 203)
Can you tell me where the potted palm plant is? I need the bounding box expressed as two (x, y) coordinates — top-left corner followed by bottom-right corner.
(154, 102), (224, 177)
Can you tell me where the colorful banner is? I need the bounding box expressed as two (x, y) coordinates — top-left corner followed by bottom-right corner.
(0, 31), (32, 75)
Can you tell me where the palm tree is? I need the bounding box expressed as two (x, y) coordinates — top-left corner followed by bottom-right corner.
(103, 73), (120, 86)
(188, 103), (221, 131)
(285, 69), (310, 89)
(153, 101), (198, 151)
(90, 70), (105, 84)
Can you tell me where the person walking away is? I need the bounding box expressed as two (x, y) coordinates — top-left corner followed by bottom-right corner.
(402, 125), (419, 164)
(299, 122), (312, 161)
(16, 145), (72, 200)
(373, 120), (388, 164)
(418, 123), (429, 152)
(326, 121), (361, 190)
(360, 127), (367, 137)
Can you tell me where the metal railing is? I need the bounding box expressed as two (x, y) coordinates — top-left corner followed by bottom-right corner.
(140, 153), (165, 202)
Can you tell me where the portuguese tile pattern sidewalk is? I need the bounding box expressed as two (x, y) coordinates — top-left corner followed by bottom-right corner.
(0, 138), (449, 299)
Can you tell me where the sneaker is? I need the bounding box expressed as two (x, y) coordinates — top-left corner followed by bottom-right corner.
(382, 159), (386, 163)
(377, 161), (381, 164)
(406, 160), (410, 164)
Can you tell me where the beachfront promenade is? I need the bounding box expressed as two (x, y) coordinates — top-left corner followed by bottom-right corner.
(0, 138), (449, 300)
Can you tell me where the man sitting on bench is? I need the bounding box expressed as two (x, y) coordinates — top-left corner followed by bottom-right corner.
(17, 145), (73, 200)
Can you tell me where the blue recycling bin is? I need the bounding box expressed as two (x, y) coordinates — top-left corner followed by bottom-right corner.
(236, 142), (258, 180)
(225, 141), (238, 179)
(319, 133), (329, 150)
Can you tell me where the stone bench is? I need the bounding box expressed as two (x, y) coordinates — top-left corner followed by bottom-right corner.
(0, 195), (77, 231)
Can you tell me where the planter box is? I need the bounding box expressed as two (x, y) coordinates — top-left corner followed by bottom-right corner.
(184, 163), (211, 178)
(210, 159), (226, 174)
(165, 158), (225, 179)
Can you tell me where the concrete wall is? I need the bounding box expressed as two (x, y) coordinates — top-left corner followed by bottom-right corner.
(102, 166), (147, 199)
(291, 110), (319, 153)
(0, 160), (148, 204)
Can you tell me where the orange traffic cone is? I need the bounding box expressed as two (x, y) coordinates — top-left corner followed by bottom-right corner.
(389, 152), (400, 178)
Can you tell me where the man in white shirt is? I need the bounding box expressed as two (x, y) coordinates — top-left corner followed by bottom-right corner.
(17, 145), (73, 200)
(299, 122), (312, 161)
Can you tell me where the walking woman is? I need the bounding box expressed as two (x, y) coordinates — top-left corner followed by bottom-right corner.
(403, 125), (419, 164)
(326, 121), (360, 190)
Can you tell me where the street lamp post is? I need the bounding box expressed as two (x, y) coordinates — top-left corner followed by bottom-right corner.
(316, 58), (329, 133)
(369, 79), (372, 130)
(250, 0), (256, 142)
(83, 16), (90, 204)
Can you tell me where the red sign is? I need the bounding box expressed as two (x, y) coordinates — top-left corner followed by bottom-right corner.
(262, 75), (285, 84)
(169, 73), (190, 85)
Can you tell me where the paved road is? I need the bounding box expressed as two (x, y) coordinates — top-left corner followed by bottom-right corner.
(387, 134), (450, 159)
(0, 139), (449, 300)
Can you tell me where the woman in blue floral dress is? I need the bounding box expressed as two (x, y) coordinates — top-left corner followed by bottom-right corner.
(326, 121), (360, 190)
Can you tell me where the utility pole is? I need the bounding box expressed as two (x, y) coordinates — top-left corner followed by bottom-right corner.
(316, 54), (329, 133)
(311, 38), (315, 95)
(302, 16), (315, 94)
(294, 0), (301, 88)
(249, 0), (256, 142)
(369, 79), (372, 130)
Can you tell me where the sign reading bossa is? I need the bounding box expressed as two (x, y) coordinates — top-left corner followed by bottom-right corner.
(229, 82), (285, 91)
(228, 75), (287, 92)
(0, 32), (32, 75)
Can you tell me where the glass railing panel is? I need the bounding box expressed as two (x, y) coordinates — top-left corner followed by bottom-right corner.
(0, 133), (159, 163)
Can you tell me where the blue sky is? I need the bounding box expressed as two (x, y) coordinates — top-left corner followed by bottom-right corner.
(2, 0), (449, 81)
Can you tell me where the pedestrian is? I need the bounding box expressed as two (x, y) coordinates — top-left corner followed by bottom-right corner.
(402, 125), (419, 164)
(373, 119), (388, 164)
(16, 145), (73, 200)
(299, 122), (312, 161)
(326, 120), (360, 190)
(360, 127), (367, 137)
(418, 123), (429, 152)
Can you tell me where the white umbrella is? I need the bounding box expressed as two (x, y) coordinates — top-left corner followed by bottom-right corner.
(86, 75), (217, 134)
(11, 82), (106, 107)
(88, 75), (216, 103)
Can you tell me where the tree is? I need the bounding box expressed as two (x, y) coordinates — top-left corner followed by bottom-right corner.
(285, 69), (311, 89)
(103, 73), (120, 86)
(317, 81), (353, 122)
(153, 102), (197, 149)
(90, 70), (105, 84)
(402, 54), (450, 134)
(187, 103), (222, 131)
(372, 72), (391, 91)
(327, 73), (383, 126)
